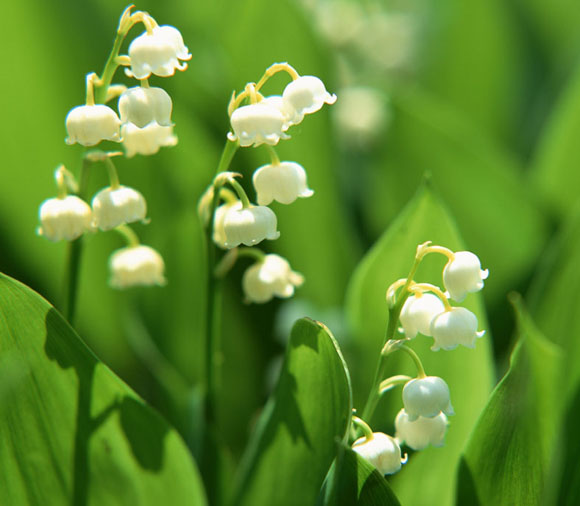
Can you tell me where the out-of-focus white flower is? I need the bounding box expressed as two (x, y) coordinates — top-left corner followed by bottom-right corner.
(91, 185), (147, 231)
(313, 0), (364, 47)
(443, 251), (489, 302)
(222, 205), (280, 248)
(118, 86), (173, 128)
(395, 409), (448, 451)
(402, 376), (454, 422)
(400, 293), (445, 339)
(430, 307), (485, 351)
(65, 104), (121, 146)
(282, 75), (336, 118)
(126, 25), (191, 79)
(109, 245), (166, 289)
(38, 196), (93, 241)
(227, 103), (289, 147)
(242, 254), (304, 303)
(252, 161), (314, 205)
(121, 122), (178, 157)
(352, 432), (406, 475)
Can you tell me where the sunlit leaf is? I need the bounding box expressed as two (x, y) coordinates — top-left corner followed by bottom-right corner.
(346, 185), (494, 506)
(0, 273), (206, 506)
(230, 318), (352, 506)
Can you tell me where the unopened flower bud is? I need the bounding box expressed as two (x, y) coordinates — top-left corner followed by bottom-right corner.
(223, 205), (280, 248)
(430, 307), (485, 351)
(253, 161), (314, 206)
(121, 123), (177, 157)
(402, 376), (454, 422)
(109, 245), (166, 289)
(91, 186), (147, 231)
(282, 76), (337, 119)
(443, 251), (489, 302)
(395, 409), (448, 451)
(227, 103), (289, 147)
(242, 254), (304, 303)
(126, 25), (191, 80)
(400, 293), (445, 339)
(118, 86), (173, 128)
(38, 196), (93, 241)
(352, 432), (405, 475)
(65, 104), (121, 146)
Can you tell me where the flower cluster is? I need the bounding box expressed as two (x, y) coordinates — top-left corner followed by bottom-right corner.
(200, 63), (335, 303)
(38, 7), (190, 288)
(352, 242), (488, 475)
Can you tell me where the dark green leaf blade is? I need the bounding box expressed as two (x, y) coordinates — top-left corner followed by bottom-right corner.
(230, 318), (352, 506)
(0, 273), (206, 506)
(457, 297), (563, 506)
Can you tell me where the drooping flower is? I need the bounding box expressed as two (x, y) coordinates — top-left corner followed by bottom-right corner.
(282, 75), (337, 119)
(121, 122), (178, 157)
(402, 376), (454, 422)
(222, 204), (280, 248)
(91, 185), (147, 231)
(38, 196), (93, 241)
(399, 293), (445, 339)
(227, 102), (289, 147)
(212, 201), (242, 249)
(126, 25), (191, 80)
(109, 245), (166, 289)
(65, 104), (121, 146)
(394, 409), (448, 451)
(242, 254), (304, 303)
(352, 432), (406, 475)
(430, 306), (485, 351)
(259, 95), (303, 128)
(252, 161), (314, 205)
(118, 86), (173, 128)
(443, 251), (489, 302)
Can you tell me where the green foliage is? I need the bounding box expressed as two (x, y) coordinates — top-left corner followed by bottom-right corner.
(346, 186), (494, 506)
(457, 298), (563, 506)
(0, 273), (206, 506)
(230, 318), (352, 506)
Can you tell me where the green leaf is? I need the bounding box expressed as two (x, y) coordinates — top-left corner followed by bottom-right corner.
(0, 273), (206, 506)
(346, 186), (494, 506)
(457, 297), (563, 506)
(318, 446), (401, 506)
(530, 63), (580, 219)
(230, 318), (352, 506)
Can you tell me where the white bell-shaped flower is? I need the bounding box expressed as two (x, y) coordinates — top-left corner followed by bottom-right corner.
(402, 376), (454, 422)
(352, 432), (406, 475)
(121, 123), (178, 157)
(65, 104), (121, 146)
(91, 185), (147, 231)
(212, 201), (242, 249)
(118, 86), (173, 128)
(252, 161), (314, 205)
(430, 307), (485, 351)
(227, 102), (290, 147)
(282, 75), (337, 119)
(109, 245), (166, 289)
(259, 95), (303, 128)
(400, 293), (445, 339)
(38, 196), (93, 241)
(242, 254), (304, 303)
(222, 204), (280, 248)
(443, 251), (489, 302)
(395, 409), (448, 451)
(126, 25), (191, 79)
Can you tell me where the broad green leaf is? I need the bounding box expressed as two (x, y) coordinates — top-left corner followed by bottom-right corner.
(457, 298), (563, 506)
(346, 186), (494, 506)
(0, 273), (206, 506)
(318, 445), (401, 506)
(530, 63), (580, 219)
(230, 318), (352, 506)
(363, 88), (547, 302)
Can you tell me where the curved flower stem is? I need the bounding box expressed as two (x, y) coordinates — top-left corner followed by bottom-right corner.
(63, 156), (92, 324)
(255, 62), (300, 91)
(379, 374), (413, 395)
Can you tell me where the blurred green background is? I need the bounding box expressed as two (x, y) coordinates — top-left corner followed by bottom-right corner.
(3, 0), (580, 490)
